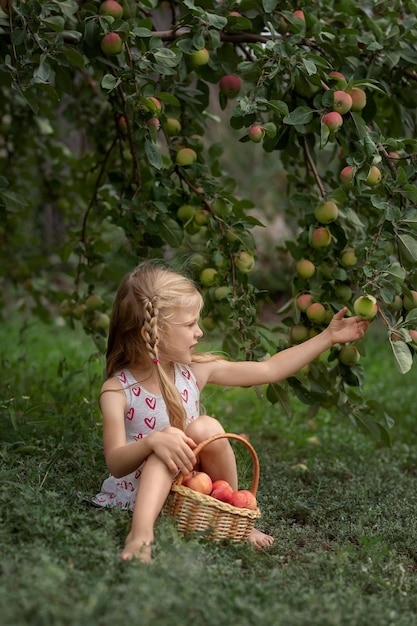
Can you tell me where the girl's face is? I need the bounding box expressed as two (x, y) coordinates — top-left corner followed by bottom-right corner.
(159, 307), (203, 364)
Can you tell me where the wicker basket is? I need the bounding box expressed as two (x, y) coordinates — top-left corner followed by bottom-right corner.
(163, 433), (261, 542)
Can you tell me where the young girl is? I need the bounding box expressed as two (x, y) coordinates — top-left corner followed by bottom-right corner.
(93, 262), (369, 562)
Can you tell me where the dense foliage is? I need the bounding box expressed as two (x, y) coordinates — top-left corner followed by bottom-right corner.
(2, 0), (417, 436)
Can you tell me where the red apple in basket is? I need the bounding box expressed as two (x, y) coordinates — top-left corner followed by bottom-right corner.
(211, 479), (234, 503)
(182, 470), (213, 495)
(230, 489), (257, 510)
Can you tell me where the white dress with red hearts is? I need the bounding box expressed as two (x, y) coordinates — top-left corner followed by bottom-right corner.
(92, 364), (200, 510)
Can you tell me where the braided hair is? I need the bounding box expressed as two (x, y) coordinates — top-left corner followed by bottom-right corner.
(105, 262), (204, 430)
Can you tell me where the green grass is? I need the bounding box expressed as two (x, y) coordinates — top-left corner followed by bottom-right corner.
(2, 317), (417, 625)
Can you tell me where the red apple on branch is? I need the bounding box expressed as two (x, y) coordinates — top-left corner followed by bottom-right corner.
(100, 33), (123, 56)
(322, 111), (343, 132)
(306, 302), (326, 324)
(332, 90), (352, 115)
(248, 125), (265, 143)
(99, 0), (124, 18)
(328, 71), (347, 88)
(176, 147), (197, 166)
(347, 87), (367, 111)
(219, 75), (242, 99)
(296, 293), (314, 312)
(311, 227), (332, 248)
(340, 165), (354, 188)
(296, 259), (316, 279)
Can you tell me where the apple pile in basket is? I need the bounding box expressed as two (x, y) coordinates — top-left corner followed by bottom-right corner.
(182, 470), (257, 510)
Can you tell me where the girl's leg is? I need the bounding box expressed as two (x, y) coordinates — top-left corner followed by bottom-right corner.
(121, 453), (173, 563)
(186, 415), (274, 549)
(186, 415), (238, 489)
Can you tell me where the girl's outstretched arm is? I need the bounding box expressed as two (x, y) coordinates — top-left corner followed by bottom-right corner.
(194, 308), (369, 389)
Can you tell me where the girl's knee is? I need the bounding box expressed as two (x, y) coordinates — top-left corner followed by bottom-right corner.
(186, 415), (224, 443)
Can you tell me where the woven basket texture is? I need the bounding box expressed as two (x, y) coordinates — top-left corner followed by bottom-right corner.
(163, 433), (261, 542)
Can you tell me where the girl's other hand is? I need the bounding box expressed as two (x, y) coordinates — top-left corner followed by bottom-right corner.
(149, 427), (197, 476)
(325, 307), (369, 345)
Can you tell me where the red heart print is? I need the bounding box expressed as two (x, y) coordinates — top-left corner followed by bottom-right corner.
(126, 407), (134, 420)
(118, 372), (127, 383)
(146, 397), (156, 410)
(132, 387), (141, 396)
(133, 433), (143, 441)
(145, 416), (156, 429)
(181, 389), (188, 403)
(181, 369), (191, 380)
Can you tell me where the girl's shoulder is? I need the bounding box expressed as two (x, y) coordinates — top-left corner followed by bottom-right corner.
(101, 375), (122, 391)
(101, 370), (135, 393)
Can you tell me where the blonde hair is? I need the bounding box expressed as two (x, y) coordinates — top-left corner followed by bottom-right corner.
(106, 262), (207, 430)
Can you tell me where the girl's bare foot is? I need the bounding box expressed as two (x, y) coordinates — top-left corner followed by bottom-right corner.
(247, 527), (274, 548)
(121, 535), (153, 564)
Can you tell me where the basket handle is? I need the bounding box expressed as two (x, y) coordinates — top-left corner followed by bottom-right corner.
(175, 433), (260, 496)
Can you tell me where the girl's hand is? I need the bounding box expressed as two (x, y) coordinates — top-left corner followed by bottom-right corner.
(325, 307), (370, 345)
(148, 427), (197, 476)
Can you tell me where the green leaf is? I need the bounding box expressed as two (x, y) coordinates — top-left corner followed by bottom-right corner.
(101, 74), (121, 91)
(0, 190), (28, 213)
(145, 139), (163, 170)
(153, 48), (181, 68)
(156, 92), (181, 106)
(401, 208), (417, 224)
(42, 16), (65, 32)
(53, 0), (79, 17)
(353, 410), (391, 444)
(60, 46), (85, 68)
(398, 233), (417, 262)
(263, 122), (276, 137)
(320, 122), (330, 148)
(397, 184), (417, 202)
(61, 30), (83, 44)
(33, 61), (52, 84)
(389, 339), (413, 374)
(302, 58), (317, 75)
(287, 377), (330, 405)
(283, 107), (313, 126)
(266, 382), (292, 417)
(262, 0), (278, 12)
(363, 133), (377, 157)
(263, 99), (289, 117)
(385, 261), (406, 282)
(157, 217), (184, 247)
(399, 49), (417, 64)
(405, 309), (417, 323)
(132, 27), (153, 37)
(205, 13), (228, 28)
